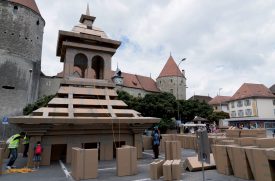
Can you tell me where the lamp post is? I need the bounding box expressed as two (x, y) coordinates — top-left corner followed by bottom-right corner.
(177, 58), (186, 120)
(219, 88), (222, 111)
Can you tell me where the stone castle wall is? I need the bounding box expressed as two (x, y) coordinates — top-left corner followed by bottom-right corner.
(0, 1), (44, 136)
(156, 76), (186, 100)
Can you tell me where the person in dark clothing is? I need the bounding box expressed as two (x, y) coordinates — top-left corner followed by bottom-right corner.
(152, 128), (160, 159)
(23, 135), (30, 157)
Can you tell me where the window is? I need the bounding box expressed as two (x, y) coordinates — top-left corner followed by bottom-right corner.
(238, 110), (244, 117)
(170, 79), (173, 83)
(245, 109), (252, 116)
(231, 111), (236, 117)
(237, 100), (243, 107)
(231, 102), (235, 108)
(273, 100), (275, 106)
(244, 99), (251, 106)
(170, 89), (173, 94)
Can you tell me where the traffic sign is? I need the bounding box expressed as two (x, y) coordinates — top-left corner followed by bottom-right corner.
(2, 117), (8, 125)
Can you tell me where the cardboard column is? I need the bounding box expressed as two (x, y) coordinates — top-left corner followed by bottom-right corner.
(100, 141), (113, 160)
(66, 143), (81, 164)
(134, 134), (143, 159)
(27, 136), (41, 168)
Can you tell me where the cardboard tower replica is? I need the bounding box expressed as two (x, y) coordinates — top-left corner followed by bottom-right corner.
(10, 7), (160, 166)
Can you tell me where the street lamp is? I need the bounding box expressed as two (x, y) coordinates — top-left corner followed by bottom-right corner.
(219, 88), (222, 111)
(177, 58), (186, 120)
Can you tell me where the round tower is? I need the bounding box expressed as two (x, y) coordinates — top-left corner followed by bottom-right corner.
(0, 0), (45, 117)
(156, 55), (187, 100)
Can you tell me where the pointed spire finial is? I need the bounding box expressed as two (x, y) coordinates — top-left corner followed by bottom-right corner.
(86, 3), (90, 16)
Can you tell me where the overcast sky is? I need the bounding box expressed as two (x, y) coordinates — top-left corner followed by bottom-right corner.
(36, 0), (275, 99)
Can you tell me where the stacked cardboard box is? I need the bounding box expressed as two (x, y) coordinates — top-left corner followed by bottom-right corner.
(116, 146), (137, 176)
(149, 160), (164, 180)
(71, 148), (98, 181)
(163, 160), (173, 181)
(171, 160), (181, 180)
(240, 129), (266, 138)
(165, 141), (181, 160)
(142, 135), (152, 150)
(0, 148), (3, 175)
(244, 147), (274, 181)
(255, 138), (275, 148)
(226, 145), (253, 180)
(226, 129), (241, 138)
(211, 145), (233, 175)
(234, 137), (256, 146)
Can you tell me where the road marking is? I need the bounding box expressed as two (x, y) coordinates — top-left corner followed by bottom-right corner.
(59, 160), (74, 181)
(142, 152), (165, 159)
(98, 164), (148, 171)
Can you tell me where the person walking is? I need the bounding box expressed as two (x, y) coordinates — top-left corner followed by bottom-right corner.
(6, 132), (26, 169)
(152, 127), (160, 159)
(33, 141), (43, 169)
(23, 134), (30, 157)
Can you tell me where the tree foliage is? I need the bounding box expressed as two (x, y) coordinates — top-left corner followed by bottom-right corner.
(23, 95), (55, 115)
(207, 111), (230, 125)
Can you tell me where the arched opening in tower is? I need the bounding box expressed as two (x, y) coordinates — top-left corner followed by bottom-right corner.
(92, 56), (104, 79)
(74, 53), (88, 78)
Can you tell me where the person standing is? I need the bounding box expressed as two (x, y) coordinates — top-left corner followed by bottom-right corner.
(33, 141), (43, 169)
(23, 135), (30, 157)
(6, 132), (26, 169)
(152, 127), (160, 159)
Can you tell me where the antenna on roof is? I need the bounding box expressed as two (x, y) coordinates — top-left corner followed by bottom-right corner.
(86, 3), (90, 16)
(150, 73), (151, 78)
(170, 51), (172, 57)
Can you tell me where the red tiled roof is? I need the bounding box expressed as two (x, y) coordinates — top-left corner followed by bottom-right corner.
(9, 0), (40, 15)
(158, 55), (184, 78)
(231, 83), (275, 101)
(111, 71), (160, 93)
(209, 96), (231, 105)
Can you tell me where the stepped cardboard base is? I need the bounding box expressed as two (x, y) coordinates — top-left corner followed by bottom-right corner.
(150, 160), (164, 180)
(116, 146), (137, 176)
(211, 145), (233, 175)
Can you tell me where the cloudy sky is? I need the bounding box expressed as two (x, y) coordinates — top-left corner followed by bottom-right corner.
(36, 0), (275, 99)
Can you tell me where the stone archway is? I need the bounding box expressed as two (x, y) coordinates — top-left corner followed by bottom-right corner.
(74, 53), (88, 78)
(92, 55), (104, 79)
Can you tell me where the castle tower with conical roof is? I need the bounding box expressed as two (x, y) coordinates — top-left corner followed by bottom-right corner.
(156, 55), (187, 100)
(0, 0), (45, 118)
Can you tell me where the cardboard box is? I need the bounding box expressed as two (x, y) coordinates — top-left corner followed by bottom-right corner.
(163, 160), (172, 181)
(266, 148), (275, 160)
(116, 146), (137, 176)
(0, 148), (3, 175)
(71, 147), (98, 180)
(245, 147), (274, 181)
(211, 145), (233, 175)
(226, 129), (240, 137)
(226, 145), (253, 180)
(219, 140), (235, 145)
(142, 136), (152, 150)
(255, 138), (275, 148)
(183, 154), (216, 172)
(149, 160), (164, 180)
(240, 129), (266, 138)
(172, 160), (181, 180)
(165, 141), (181, 160)
(234, 137), (256, 146)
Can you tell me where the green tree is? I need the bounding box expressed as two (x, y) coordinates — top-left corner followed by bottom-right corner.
(208, 111), (230, 125)
(23, 95), (55, 115)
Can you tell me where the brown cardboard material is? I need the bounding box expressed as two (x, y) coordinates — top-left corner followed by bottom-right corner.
(226, 129), (240, 137)
(211, 145), (233, 175)
(255, 138), (275, 148)
(165, 141), (181, 160)
(142, 136), (152, 150)
(240, 129), (266, 138)
(183, 154), (216, 172)
(219, 140), (235, 145)
(116, 146), (137, 176)
(163, 160), (172, 181)
(71, 147), (98, 180)
(172, 160), (181, 180)
(226, 145), (253, 180)
(0, 148), (3, 175)
(245, 147), (274, 181)
(41, 145), (51, 166)
(234, 137), (256, 146)
(84, 149), (98, 179)
(266, 148), (275, 160)
(149, 160), (164, 180)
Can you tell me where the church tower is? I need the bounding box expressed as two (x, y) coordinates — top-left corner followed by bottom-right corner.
(156, 55), (187, 100)
(0, 0), (45, 118)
